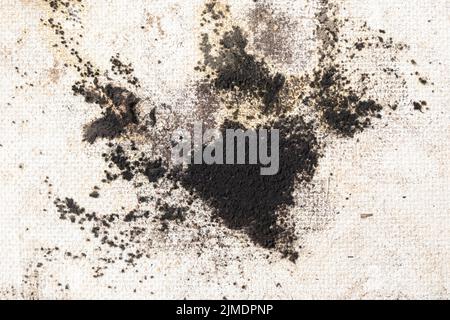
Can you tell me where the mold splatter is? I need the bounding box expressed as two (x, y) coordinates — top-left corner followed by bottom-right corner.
(79, 84), (141, 143)
(38, 0), (426, 272)
(305, 0), (401, 137)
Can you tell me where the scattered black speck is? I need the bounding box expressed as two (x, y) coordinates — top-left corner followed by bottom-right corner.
(413, 101), (424, 111)
(89, 191), (100, 198)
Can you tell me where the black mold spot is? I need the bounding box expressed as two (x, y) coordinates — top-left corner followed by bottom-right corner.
(102, 144), (167, 183)
(306, 0), (389, 137)
(200, 26), (286, 113)
(144, 158), (167, 183)
(413, 101), (426, 112)
(89, 191), (100, 198)
(110, 53), (140, 87)
(175, 115), (319, 252)
(54, 197), (85, 220)
(83, 111), (126, 144)
(248, 2), (298, 65)
(47, 0), (423, 270)
(310, 67), (383, 137)
(158, 203), (188, 222)
(123, 210), (151, 223)
(78, 84), (140, 144)
(418, 77), (428, 85)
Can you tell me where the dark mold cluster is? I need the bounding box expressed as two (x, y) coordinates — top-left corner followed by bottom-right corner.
(177, 116), (319, 257)
(199, 26), (286, 112)
(54, 196), (152, 270)
(37, 0), (430, 275)
(172, 0), (421, 257)
(309, 66), (384, 137)
(102, 143), (166, 183)
(78, 84), (141, 143)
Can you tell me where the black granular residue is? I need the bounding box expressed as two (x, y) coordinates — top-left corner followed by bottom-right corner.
(175, 115), (319, 251)
(143, 158), (167, 183)
(83, 112), (125, 143)
(55, 198), (86, 219)
(305, 0), (388, 137)
(158, 203), (188, 222)
(104, 144), (134, 181)
(54, 197), (152, 268)
(309, 66), (383, 137)
(413, 101), (427, 112)
(102, 143), (167, 183)
(41, 0), (144, 145)
(89, 190), (100, 198)
(76, 84), (141, 144)
(418, 77), (428, 85)
(200, 25), (286, 112)
(45, 0), (424, 270)
(183, 0), (416, 255)
(44, 0), (84, 14)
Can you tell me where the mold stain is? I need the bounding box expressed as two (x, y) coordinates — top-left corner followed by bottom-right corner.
(29, 0), (429, 275)
(247, 2), (298, 65)
(175, 0), (417, 258)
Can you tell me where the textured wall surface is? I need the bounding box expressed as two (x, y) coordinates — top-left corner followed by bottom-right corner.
(0, 0), (449, 299)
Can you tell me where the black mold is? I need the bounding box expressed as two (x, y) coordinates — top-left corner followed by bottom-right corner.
(102, 143), (167, 183)
(200, 26), (286, 112)
(310, 66), (383, 137)
(45, 0), (424, 269)
(79, 84), (140, 144)
(176, 115), (319, 253)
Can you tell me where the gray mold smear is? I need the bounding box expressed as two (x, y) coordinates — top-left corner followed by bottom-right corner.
(247, 1), (316, 71)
